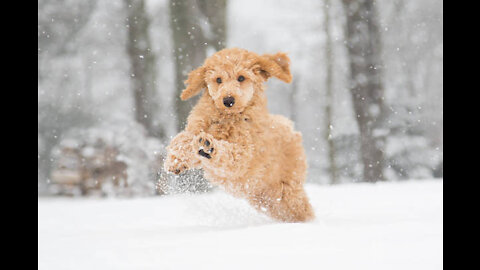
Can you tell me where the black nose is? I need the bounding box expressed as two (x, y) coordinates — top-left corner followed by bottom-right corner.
(223, 96), (235, 107)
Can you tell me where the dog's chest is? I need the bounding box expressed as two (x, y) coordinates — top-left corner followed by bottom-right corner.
(207, 117), (252, 141)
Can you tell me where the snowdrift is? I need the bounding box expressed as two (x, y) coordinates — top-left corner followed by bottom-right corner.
(38, 180), (443, 270)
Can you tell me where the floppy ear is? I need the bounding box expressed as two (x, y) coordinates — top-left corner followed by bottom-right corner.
(180, 66), (206, 100)
(255, 52), (292, 83)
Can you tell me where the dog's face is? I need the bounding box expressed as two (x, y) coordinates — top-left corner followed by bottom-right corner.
(204, 55), (258, 114)
(180, 48), (292, 114)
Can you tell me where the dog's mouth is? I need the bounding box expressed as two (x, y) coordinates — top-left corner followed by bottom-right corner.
(218, 105), (245, 115)
(221, 106), (243, 114)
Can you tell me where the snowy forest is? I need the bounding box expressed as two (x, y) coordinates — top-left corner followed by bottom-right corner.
(38, 0), (443, 197)
(38, 1), (443, 269)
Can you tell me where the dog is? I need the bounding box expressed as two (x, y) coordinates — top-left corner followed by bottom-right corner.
(164, 48), (314, 222)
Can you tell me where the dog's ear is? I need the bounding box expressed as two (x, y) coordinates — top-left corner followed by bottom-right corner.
(254, 52), (292, 83)
(180, 66), (206, 100)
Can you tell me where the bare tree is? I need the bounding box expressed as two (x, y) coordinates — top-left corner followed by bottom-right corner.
(289, 76), (299, 123)
(38, 0), (96, 59)
(169, 0), (227, 132)
(198, 0), (227, 51)
(323, 0), (339, 184)
(125, 0), (164, 139)
(38, 0), (97, 191)
(341, 0), (388, 182)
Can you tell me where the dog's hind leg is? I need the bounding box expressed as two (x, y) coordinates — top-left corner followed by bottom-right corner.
(248, 182), (314, 222)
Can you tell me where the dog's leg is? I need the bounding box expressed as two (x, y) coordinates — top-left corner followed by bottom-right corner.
(248, 183), (315, 222)
(192, 132), (251, 179)
(164, 131), (200, 175)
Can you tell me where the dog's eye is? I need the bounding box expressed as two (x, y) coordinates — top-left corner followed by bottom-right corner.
(238, 75), (245, 82)
(216, 77), (222, 84)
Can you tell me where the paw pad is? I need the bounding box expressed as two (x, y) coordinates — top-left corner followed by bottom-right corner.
(172, 164), (187, 175)
(198, 149), (211, 159)
(198, 137), (214, 159)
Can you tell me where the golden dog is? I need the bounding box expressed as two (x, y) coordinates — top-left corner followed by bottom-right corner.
(165, 48), (314, 222)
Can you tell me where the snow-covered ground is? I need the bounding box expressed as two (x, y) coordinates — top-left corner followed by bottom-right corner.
(38, 180), (443, 270)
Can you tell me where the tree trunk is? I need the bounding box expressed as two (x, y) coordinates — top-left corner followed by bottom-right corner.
(289, 77), (298, 123)
(169, 0), (227, 132)
(125, 0), (164, 138)
(198, 0), (227, 51)
(341, 0), (388, 182)
(323, 0), (339, 184)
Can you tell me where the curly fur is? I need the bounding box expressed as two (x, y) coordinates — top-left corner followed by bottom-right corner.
(165, 48), (314, 222)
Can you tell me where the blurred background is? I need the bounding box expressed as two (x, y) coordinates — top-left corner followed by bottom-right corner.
(38, 0), (443, 197)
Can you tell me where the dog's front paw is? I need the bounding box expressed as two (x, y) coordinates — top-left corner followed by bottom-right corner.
(193, 133), (216, 160)
(164, 154), (189, 175)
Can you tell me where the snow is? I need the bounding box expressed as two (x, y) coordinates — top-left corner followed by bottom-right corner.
(38, 180), (442, 270)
